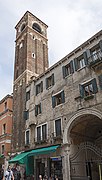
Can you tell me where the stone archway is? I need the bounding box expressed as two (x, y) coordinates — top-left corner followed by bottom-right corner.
(63, 108), (102, 180)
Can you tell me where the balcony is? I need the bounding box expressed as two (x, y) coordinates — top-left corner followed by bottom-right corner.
(88, 50), (102, 68)
(35, 136), (48, 144)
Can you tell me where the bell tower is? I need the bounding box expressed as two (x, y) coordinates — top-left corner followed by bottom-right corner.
(12, 11), (49, 152)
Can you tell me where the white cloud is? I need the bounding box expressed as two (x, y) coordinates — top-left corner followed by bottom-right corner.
(0, 0), (102, 99)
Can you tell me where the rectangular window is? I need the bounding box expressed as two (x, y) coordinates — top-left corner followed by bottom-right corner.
(42, 124), (47, 141)
(24, 110), (29, 120)
(1, 145), (4, 154)
(36, 124), (47, 142)
(52, 90), (65, 108)
(4, 102), (7, 110)
(2, 124), (6, 134)
(35, 103), (41, 116)
(46, 74), (54, 89)
(55, 119), (61, 137)
(79, 58), (85, 69)
(62, 60), (74, 78)
(79, 78), (98, 98)
(26, 91), (30, 101)
(37, 126), (41, 142)
(36, 81), (43, 95)
(25, 130), (30, 145)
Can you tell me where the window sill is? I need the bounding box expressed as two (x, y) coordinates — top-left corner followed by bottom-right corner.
(84, 94), (94, 101)
(77, 66), (86, 72)
(65, 73), (72, 79)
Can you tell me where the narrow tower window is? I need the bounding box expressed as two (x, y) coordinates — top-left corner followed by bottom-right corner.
(32, 23), (41, 34)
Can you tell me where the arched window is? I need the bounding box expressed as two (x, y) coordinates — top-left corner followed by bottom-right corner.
(32, 23), (41, 33)
(21, 23), (25, 32)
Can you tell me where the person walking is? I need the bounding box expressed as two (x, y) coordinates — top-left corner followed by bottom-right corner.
(3, 165), (14, 180)
(12, 164), (21, 180)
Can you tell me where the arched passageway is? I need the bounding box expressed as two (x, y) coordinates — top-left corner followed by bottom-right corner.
(63, 109), (102, 180)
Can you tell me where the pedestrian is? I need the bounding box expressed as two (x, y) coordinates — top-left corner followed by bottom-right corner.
(39, 174), (43, 180)
(3, 165), (14, 180)
(12, 164), (21, 180)
(0, 165), (4, 180)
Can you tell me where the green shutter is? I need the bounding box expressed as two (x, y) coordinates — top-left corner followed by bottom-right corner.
(46, 78), (48, 89)
(99, 40), (102, 52)
(52, 96), (56, 108)
(35, 105), (38, 116)
(62, 66), (66, 78)
(36, 85), (38, 95)
(41, 81), (43, 92)
(52, 73), (54, 85)
(40, 103), (42, 113)
(23, 111), (27, 120)
(74, 58), (78, 71)
(70, 60), (74, 74)
(98, 74), (102, 90)
(79, 84), (84, 98)
(91, 78), (98, 94)
(83, 51), (88, 65)
(61, 90), (65, 103)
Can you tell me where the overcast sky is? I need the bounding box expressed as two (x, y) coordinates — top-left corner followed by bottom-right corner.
(0, 0), (102, 100)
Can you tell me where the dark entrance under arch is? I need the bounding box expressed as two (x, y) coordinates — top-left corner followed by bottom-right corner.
(69, 114), (102, 180)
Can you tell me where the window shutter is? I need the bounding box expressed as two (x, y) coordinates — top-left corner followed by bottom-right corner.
(52, 73), (55, 85)
(83, 51), (88, 65)
(70, 60), (74, 74)
(98, 74), (102, 90)
(62, 66), (66, 78)
(79, 84), (84, 98)
(99, 40), (102, 52)
(74, 58), (78, 71)
(86, 49), (91, 59)
(52, 96), (56, 108)
(91, 78), (98, 94)
(41, 81), (43, 92)
(36, 85), (38, 95)
(40, 103), (42, 114)
(23, 111), (27, 120)
(46, 78), (48, 89)
(35, 105), (38, 116)
(61, 90), (65, 103)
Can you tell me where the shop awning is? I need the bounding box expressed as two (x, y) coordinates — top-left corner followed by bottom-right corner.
(9, 151), (30, 164)
(28, 145), (60, 157)
(9, 145), (60, 164)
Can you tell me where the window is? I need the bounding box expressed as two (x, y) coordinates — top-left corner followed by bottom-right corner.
(4, 102), (7, 110)
(62, 60), (74, 78)
(74, 52), (88, 71)
(52, 90), (65, 108)
(36, 124), (47, 142)
(1, 145), (4, 154)
(21, 23), (25, 32)
(46, 74), (54, 89)
(35, 103), (41, 116)
(32, 23), (41, 33)
(32, 53), (35, 58)
(2, 124), (6, 134)
(55, 119), (61, 137)
(19, 42), (23, 49)
(79, 58), (85, 69)
(23, 110), (29, 120)
(26, 91), (30, 101)
(36, 81), (43, 95)
(79, 78), (98, 98)
(98, 74), (102, 90)
(25, 130), (30, 145)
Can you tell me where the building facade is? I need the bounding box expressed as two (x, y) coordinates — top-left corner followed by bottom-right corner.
(0, 95), (13, 166)
(12, 11), (102, 180)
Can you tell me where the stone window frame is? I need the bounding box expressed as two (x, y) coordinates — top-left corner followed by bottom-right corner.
(25, 129), (30, 145)
(35, 123), (48, 142)
(52, 90), (65, 108)
(46, 73), (54, 89)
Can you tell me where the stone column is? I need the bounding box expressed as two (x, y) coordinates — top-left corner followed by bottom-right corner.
(63, 144), (71, 180)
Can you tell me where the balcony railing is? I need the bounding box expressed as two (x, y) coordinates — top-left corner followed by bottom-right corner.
(88, 50), (102, 67)
(35, 135), (48, 144)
